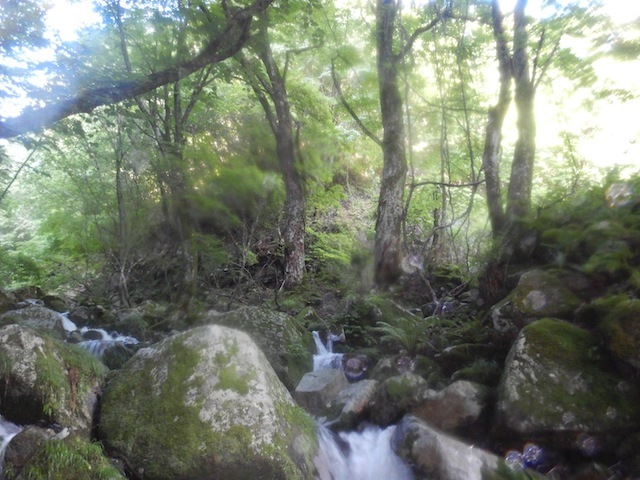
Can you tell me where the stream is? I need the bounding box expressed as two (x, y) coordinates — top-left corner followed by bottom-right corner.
(311, 331), (414, 480)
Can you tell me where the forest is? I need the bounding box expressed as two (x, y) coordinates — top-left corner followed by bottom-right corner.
(1, 0), (640, 478)
(0, 0), (636, 303)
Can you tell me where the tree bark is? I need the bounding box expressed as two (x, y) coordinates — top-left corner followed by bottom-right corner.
(0, 0), (274, 139)
(482, 0), (512, 237)
(238, 14), (306, 289)
(506, 0), (536, 227)
(374, 0), (408, 288)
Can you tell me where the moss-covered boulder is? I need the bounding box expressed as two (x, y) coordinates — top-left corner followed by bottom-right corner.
(0, 306), (68, 340)
(99, 325), (318, 480)
(5, 436), (125, 480)
(490, 269), (582, 332)
(495, 318), (640, 451)
(369, 372), (428, 426)
(0, 324), (107, 436)
(198, 306), (312, 389)
(597, 299), (640, 371)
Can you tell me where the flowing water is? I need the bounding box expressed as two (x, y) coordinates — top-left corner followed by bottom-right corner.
(62, 314), (139, 358)
(0, 416), (21, 475)
(311, 331), (414, 480)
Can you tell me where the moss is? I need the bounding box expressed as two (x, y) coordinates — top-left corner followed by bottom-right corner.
(506, 318), (639, 429)
(599, 299), (640, 363)
(17, 437), (124, 480)
(214, 338), (255, 395)
(100, 338), (216, 479)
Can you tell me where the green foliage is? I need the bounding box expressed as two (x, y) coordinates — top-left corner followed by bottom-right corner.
(18, 437), (123, 480)
(0, 247), (44, 288)
(375, 316), (426, 356)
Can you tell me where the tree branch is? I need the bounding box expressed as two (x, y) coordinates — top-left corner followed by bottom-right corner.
(0, 0), (274, 139)
(331, 58), (382, 147)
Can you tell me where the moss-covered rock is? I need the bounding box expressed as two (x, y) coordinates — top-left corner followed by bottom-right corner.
(496, 318), (640, 451)
(5, 436), (124, 480)
(0, 324), (107, 436)
(99, 325), (318, 480)
(490, 270), (582, 333)
(198, 306), (312, 389)
(369, 372), (428, 426)
(598, 299), (640, 371)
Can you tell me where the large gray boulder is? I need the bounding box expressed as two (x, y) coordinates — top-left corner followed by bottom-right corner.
(0, 324), (107, 436)
(199, 306), (311, 389)
(496, 318), (640, 452)
(294, 369), (349, 417)
(99, 324), (318, 480)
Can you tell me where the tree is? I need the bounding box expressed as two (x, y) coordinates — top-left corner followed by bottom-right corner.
(0, 0), (274, 139)
(373, 0), (449, 288)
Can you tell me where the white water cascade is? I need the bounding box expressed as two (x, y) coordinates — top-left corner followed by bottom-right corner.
(61, 314), (139, 358)
(311, 332), (414, 480)
(0, 416), (21, 475)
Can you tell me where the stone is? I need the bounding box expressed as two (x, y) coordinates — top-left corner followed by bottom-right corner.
(294, 369), (349, 416)
(495, 318), (640, 452)
(597, 299), (640, 371)
(99, 325), (318, 480)
(0, 324), (107, 436)
(391, 415), (502, 480)
(326, 379), (378, 429)
(369, 372), (428, 426)
(411, 380), (490, 433)
(0, 306), (68, 340)
(199, 306), (311, 389)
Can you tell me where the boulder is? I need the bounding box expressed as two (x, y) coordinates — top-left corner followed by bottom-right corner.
(3, 425), (55, 479)
(490, 269), (582, 333)
(369, 372), (428, 426)
(99, 324), (318, 480)
(0, 306), (68, 340)
(391, 415), (502, 480)
(597, 299), (640, 371)
(199, 306), (311, 389)
(294, 369), (349, 417)
(495, 318), (640, 452)
(0, 324), (107, 436)
(411, 380), (490, 434)
(5, 436), (125, 480)
(326, 379), (378, 429)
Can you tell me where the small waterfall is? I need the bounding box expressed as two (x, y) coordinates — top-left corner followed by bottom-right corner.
(311, 331), (414, 480)
(0, 416), (21, 475)
(312, 331), (344, 371)
(315, 424), (414, 480)
(62, 314), (138, 358)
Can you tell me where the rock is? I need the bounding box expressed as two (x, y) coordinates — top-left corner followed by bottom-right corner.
(3, 425), (55, 479)
(294, 369), (349, 417)
(0, 306), (68, 340)
(326, 379), (378, 429)
(0, 324), (107, 436)
(411, 380), (490, 434)
(597, 299), (640, 371)
(343, 354), (370, 382)
(391, 415), (502, 480)
(41, 294), (69, 313)
(99, 325), (318, 480)
(490, 269), (582, 333)
(199, 306), (311, 389)
(495, 318), (640, 452)
(5, 436), (125, 480)
(370, 372), (428, 426)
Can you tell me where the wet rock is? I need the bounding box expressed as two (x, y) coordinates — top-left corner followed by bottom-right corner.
(343, 354), (370, 382)
(597, 298), (640, 371)
(495, 318), (640, 453)
(294, 369), (349, 417)
(411, 380), (490, 434)
(3, 425), (55, 478)
(100, 325), (318, 480)
(391, 415), (502, 480)
(326, 379), (378, 430)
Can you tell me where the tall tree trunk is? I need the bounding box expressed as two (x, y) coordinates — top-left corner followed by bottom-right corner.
(506, 0), (536, 227)
(374, 0), (408, 288)
(482, 0), (512, 238)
